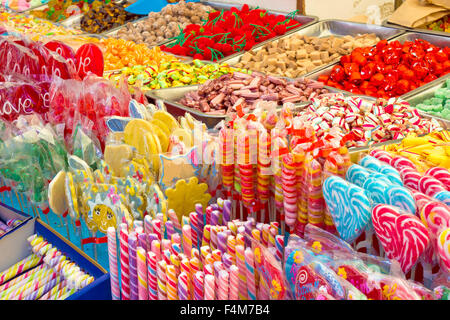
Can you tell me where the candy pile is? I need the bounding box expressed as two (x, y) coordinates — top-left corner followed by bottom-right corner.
(108, 199), (288, 300)
(0, 12), (81, 38)
(378, 131), (450, 172)
(162, 5), (302, 61)
(285, 224), (435, 300)
(318, 39), (450, 98)
(234, 33), (380, 78)
(0, 234), (94, 300)
(0, 218), (22, 236)
(29, 0), (103, 22)
(107, 60), (249, 90)
(116, 1), (215, 47)
(80, 1), (140, 34)
(180, 73), (329, 114)
(292, 94), (443, 146)
(99, 38), (179, 71)
(1, 0), (47, 12)
(424, 15), (449, 33)
(414, 78), (450, 120)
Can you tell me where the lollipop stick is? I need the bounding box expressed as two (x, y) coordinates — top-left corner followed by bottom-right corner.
(239, 201), (243, 221)
(92, 230), (98, 262)
(14, 189), (24, 213)
(260, 208), (265, 225)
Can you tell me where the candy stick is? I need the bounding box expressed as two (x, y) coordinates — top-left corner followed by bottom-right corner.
(107, 227), (120, 300)
(151, 240), (161, 260)
(236, 245), (248, 300)
(170, 254), (181, 276)
(165, 221), (174, 240)
(252, 228), (261, 244)
(210, 210), (221, 227)
(166, 264), (178, 300)
(229, 265), (239, 300)
(200, 246), (211, 264)
(39, 280), (67, 300)
(137, 233), (147, 251)
(222, 199), (232, 225)
(0, 265), (48, 299)
(227, 235), (236, 264)
(119, 225), (130, 300)
(193, 271), (204, 300)
(0, 264), (44, 292)
(12, 271), (58, 300)
(204, 263), (214, 276)
(222, 253), (233, 269)
(177, 272), (189, 300)
(0, 254), (42, 285)
(195, 203), (205, 242)
(212, 249), (222, 263)
(180, 258), (191, 298)
(128, 233), (139, 300)
(182, 224), (192, 257)
(137, 247), (148, 300)
(157, 260), (167, 300)
(152, 220), (162, 242)
(23, 276), (61, 300)
(275, 235), (284, 262)
(210, 226), (218, 250)
(190, 211), (200, 251)
(56, 287), (77, 300)
(146, 252), (158, 300)
(244, 247), (256, 300)
(191, 248), (200, 260)
(217, 231), (227, 254)
(144, 215), (153, 235)
(162, 239), (171, 253)
(204, 274), (215, 300)
(205, 206), (213, 226)
(167, 209), (182, 234)
(217, 270), (229, 300)
(202, 225), (211, 247)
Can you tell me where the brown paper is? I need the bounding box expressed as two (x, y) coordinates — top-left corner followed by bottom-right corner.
(424, 0), (450, 10)
(388, 0), (449, 28)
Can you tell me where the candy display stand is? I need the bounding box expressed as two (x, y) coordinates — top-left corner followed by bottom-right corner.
(0, 213), (111, 300)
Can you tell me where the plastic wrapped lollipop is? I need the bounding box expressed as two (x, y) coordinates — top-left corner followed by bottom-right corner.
(304, 152), (325, 229)
(257, 129), (271, 204)
(236, 128), (257, 211)
(219, 128), (234, 195)
(282, 153), (299, 232)
(271, 132), (289, 229)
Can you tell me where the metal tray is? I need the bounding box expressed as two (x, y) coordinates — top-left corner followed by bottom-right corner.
(220, 19), (405, 78)
(161, 1), (318, 63)
(382, 19), (450, 38)
(145, 79), (342, 129)
(402, 75), (450, 130)
(306, 31), (450, 100)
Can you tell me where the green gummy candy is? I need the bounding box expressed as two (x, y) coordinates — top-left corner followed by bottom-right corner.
(432, 104), (444, 112)
(434, 88), (447, 99)
(446, 78), (450, 88)
(430, 97), (444, 105)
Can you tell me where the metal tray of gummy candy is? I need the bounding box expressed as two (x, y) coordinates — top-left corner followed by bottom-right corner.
(161, 1), (318, 63)
(220, 19), (405, 77)
(382, 19), (450, 38)
(402, 75), (450, 130)
(306, 31), (450, 101)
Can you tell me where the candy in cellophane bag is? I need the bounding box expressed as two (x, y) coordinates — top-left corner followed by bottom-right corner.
(284, 234), (367, 300)
(244, 235), (287, 300)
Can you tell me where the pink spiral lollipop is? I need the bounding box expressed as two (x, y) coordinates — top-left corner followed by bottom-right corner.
(193, 271), (204, 300)
(147, 252), (158, 300)
(390, 156), (417, 171)
(419, 175), (447, 197)
(244, 247), (257, 301)
(426, 167), (450, 189)
(119, 225), (130, 300)
(400, 167), (421, 190)
(370, 149), (393, 164)
(217, 270), (229, 300)
(137, 247), (148, 300)
(107, 227), (120, 300)
(229, 265), (239, 300)
(204, 274), (215, 300)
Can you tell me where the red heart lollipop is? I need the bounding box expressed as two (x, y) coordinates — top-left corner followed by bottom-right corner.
(45, 40), (77, 73)
(75, 43), (104, 79)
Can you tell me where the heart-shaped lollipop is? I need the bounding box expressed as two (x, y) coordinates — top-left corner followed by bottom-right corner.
(323, 176), (371, 243)
(420, 201), (450, 236)
(369, 149), (393, 164)
(372, 204), (430, 273)
(44, 40), (77, 71)
(75, 43), (104, 79)
(359, 156), (403, 186)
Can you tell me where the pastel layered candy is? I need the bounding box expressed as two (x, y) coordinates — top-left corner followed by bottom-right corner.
(323, 176), (371, 243)
(372, 204), (430, 273)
